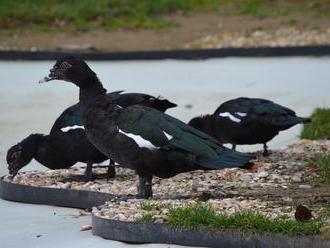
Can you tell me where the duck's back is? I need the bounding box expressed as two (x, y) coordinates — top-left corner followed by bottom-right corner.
(108, 91), (177, 112)
(215, 97), (295, 116)
(50, 103), (82, 134)
(210, 97), (309, 145)
(214, 97), (303, 129)
(50, 91), (176, 135)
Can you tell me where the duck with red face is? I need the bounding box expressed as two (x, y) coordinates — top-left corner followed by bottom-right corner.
(6, 134), (39, 178)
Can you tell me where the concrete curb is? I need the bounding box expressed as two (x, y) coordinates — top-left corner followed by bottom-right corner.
(1, 45), (330, 61)
(92, 216), (330, 248)
(0, 177), (118, 209)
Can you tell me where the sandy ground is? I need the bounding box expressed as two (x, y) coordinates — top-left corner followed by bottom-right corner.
(1, 13), (330, 52)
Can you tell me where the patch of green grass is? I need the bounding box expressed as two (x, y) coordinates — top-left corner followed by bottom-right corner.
(136, 213), (155, 223)
(308, 154), (330, 184)
(139, 202), (161, 211)
(224, 0), (330, 17)
(0, 0), (219, 31)
(1, 1), (330, 32)
(301, 108), (330, 140)
(167, 204), (324, 235)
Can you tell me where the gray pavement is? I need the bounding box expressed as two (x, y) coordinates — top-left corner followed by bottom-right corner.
(0, 200), (183, 248)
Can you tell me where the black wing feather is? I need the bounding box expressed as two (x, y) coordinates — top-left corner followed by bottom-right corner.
(117, 105), (233, 160)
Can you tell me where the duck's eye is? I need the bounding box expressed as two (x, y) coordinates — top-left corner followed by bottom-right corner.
(16, 144), (22, 151)
(10, 150), (22, 161)
(61, 61), (72, 69)
(54, 65), (59, 69)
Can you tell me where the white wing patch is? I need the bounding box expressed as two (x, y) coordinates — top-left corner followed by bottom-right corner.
(236, 112), (247, 117)
(119, 129), (159, 149)
(113, 105), (123, 111)
(218, 112), (247, 123)
(163, 131), (173, 140)
(61, 125), (85, 132)
(219, 112), (241, 123)
(97, 159), (119, 166)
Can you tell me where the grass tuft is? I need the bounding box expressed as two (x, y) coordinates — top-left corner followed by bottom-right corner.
(308, 154), (330, 184)
(139, 202), (161, 211)
(167, 204), (324, 235)
(301, 108), (330, 140)
(136, 213), (155, 223)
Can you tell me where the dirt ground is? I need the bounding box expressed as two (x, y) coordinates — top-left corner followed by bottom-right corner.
(1, 13), (330, 52)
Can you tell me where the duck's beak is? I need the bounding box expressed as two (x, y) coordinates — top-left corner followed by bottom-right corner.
(38, 76), (52, 84)
(39, 68), (58, 84)
(7, 162), (19, 178)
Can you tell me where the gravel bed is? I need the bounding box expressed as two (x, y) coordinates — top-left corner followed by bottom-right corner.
(185, 27), (330, 49)
(4, 139), (330, 223)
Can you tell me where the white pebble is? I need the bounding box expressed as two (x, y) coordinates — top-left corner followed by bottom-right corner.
(256, 171), (269, 178)
(299, 184), (312, 189)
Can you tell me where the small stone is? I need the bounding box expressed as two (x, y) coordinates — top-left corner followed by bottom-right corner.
(295, 205), (312, 222)
(299, 184), (312, 189)
(270, 174), (281, 180)
(154, 219), (164, 224)
(320, 226), (330, 240)
(291, 175), (302, 183)
(79, 210), (91, 216)
(256, 171), (269, 178)
(117, 213), (127, 221)
(271, 208), (283, 218)
(242, 174), (253, 183)
(80, 225), (92, 231)
(291, 172), (303, 183)
(282, 197), (293, 202)
(61, 182), (71, 189)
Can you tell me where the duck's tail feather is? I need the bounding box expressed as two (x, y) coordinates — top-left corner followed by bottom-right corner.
(196, 150), (255, 169)
(299, 117), (311, 124)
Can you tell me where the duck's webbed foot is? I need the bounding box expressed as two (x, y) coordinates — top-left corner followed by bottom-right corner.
(137, 175), (153, 199)
(84, 162), (94, 181)
(107, 159), (116, 179)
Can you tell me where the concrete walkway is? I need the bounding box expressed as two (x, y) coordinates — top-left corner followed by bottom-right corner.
(0, 199), (185, 248)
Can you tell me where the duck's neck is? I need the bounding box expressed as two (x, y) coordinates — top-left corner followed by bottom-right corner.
(19, 134), (42, 168)
(79, 76), (107, 103)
